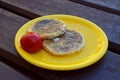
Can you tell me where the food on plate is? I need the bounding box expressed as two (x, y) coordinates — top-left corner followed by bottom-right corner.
(20, 32), (42, 53)
(20, 18), (84, 55)
(28, 19), (66, 39)
(43, 30), (84, 55)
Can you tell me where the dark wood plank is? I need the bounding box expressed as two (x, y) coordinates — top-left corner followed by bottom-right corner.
(0, 61), (31, 80)
(0, 8), (28, 54)
(84, 0), (120, 12)
(0, 9), (120, 80)
(1, 0), (120, 53)
(69, 0), (120, 15)
(0, 0), (38, 19)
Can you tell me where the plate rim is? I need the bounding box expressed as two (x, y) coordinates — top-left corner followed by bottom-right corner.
(14, 14), (108, 70)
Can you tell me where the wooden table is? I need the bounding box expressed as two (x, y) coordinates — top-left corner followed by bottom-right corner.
(0, 0), (120, 80)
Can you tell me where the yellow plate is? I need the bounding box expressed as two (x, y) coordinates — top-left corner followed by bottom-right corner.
(15, 14), (108, 70)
